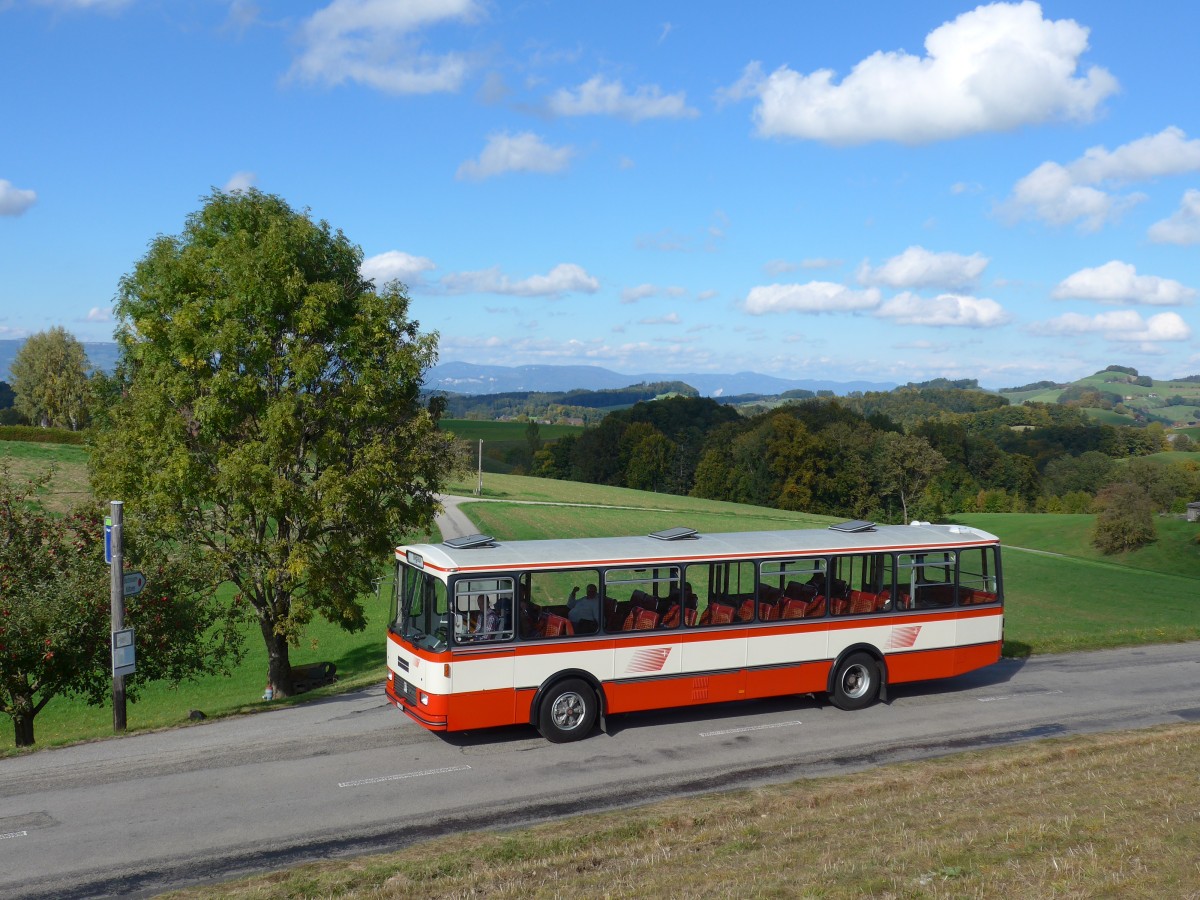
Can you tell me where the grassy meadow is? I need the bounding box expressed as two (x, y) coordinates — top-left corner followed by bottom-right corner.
(0, 438), (91, 513)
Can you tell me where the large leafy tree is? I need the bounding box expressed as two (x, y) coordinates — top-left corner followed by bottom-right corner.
(89, 189), (457, 696)
(0, 465), (237, 747)
(872, 432), (947, 523)
(1091, 482), (1157, 554)
(10, 326), (92, 429)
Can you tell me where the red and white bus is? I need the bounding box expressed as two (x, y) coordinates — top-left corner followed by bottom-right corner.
(386, 521), (1003, 742)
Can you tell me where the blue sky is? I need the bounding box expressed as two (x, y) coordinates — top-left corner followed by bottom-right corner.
(2, 1), (1198, 389)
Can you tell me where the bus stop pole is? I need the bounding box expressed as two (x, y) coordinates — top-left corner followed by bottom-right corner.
(110, 500), (126, 732)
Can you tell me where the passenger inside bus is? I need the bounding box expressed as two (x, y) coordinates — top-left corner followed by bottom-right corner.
(566, 583), (601, 633)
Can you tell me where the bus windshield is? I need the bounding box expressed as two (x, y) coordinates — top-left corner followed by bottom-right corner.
(393, 562), (449, 651)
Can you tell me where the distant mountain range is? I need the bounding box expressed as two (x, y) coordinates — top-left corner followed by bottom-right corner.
(425, 361), (895, 397)
(0, 342), (895, 397)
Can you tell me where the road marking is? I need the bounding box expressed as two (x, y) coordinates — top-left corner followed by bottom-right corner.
(0, 831), (28, 841)
(700, 720), (802, 737)
(979, 690), (1064, 703)
(338, 765), (471, 788)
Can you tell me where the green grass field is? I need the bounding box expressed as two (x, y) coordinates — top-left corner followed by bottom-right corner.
(6, 462), (1200, 752)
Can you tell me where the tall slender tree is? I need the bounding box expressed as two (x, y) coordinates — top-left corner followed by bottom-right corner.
(89, 190), (458, 696)
(10, 326), (91, 429)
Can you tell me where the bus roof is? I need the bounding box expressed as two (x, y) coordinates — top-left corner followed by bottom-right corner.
(395, 522), (1000, 576)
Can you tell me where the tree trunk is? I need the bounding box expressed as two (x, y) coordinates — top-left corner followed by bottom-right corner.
(259, 619), (294, 698)
(12, 712), (34, 747)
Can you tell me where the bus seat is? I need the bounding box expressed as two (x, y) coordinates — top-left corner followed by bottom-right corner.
(737, 599), (755, 622)
(780, 598), (806, 620)
(758, 601), (780, 621)
(849, 590), (877, 615)
(708, 602), (735, 625)
(805, 595), (826, 617)
(543, 614), (574, 637)
(660, 604), (681, 628)
(684, 608), (697, 626)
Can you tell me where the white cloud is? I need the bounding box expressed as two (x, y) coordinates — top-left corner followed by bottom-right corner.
(1149, 189), (1200, 245)
(801, 258), (842, 270)
(289, 0), (479, 94)
(728, 2), (1116, 145)
(1068, 126), (1200, 183)
(639, 312), (681, 325)
(744, 282), (881, 315)
(85, 306), (111, 322)
(441, 263), (599, 297)
(548, 75), (698, 122)
(763, 259), (797, 276)
(1031, 310), (1191, 342)
(1052, 261), (1195, 306)
(857, 246), (988, 291)
(0, 179), (37, 216)
(1003, 161), (1132, 230)
(621, 284), (658, 303)
(875, 292), (1010, 327)
(1004, 127), (1200, 229)
(361, 250), (436, 286)
(456, 132), (574, 180)
(223, 171), (257, 193)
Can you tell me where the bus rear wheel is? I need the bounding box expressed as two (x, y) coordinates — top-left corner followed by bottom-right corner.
(831, 652), (880, 711)
(538, 678), (597, 743)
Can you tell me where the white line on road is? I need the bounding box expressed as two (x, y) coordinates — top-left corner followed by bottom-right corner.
(978, 690), (1065, 703)
(0, 831), (28, 841)
(338, 765), (471, 788)
(700, 721), (802, 737)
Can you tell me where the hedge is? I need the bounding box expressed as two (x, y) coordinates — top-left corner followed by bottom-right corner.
(0, 425), (86, 445)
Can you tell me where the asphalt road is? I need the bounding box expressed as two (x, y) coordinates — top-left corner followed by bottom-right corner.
(2, 641), (1198, 899)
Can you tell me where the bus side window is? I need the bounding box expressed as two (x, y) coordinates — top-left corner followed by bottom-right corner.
(453, 577), (515, 643)
(898, 551), (955, 608)
(958, 547), (1000, 604)
(523, 569), (601, 638)
(602, 565), (679, 631)
(760, 557), (826, 620)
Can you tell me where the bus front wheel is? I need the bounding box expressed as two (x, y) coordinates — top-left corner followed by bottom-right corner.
(830, 652), (880, 711)
(538, 678), (597, 743)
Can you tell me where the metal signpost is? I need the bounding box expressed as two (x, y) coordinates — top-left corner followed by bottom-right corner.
(107, 500), (141, 732)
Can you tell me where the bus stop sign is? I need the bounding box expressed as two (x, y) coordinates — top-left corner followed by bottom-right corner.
(112, 627), (136, 677)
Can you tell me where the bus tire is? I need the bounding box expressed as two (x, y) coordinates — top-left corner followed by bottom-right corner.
(830, 652), (880, 711)
(538, 678), (597, 743)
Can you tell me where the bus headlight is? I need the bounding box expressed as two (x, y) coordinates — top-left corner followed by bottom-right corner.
(420, 692), (429, 705)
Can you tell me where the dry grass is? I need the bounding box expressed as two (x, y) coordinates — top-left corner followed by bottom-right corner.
(161, 723), (1200, 899)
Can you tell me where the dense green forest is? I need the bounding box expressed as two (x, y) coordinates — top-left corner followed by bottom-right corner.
(528, 390), (1199, 532)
